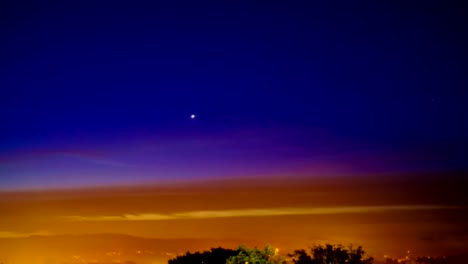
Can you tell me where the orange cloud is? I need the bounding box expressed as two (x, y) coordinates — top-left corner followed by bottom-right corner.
(64, 205), (459, 221)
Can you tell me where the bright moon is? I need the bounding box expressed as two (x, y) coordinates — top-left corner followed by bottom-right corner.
(190, 114), (196, 119)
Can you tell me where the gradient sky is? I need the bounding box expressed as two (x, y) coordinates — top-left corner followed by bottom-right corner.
(1, 1), (468, 188)
(1, 3), (468, 263)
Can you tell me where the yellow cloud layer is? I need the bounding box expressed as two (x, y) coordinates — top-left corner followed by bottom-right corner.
(65, 205), (458, 222)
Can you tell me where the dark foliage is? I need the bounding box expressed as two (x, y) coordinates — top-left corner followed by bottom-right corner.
(289, 244), (373, 264)
(227, 245), (284, 264)
(169, 247), (240, 264)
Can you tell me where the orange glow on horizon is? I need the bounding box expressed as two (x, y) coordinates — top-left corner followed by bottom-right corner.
(0, 176), (466, 263)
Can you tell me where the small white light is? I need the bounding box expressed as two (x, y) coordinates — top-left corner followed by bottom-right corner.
(190, 114), (196, 119)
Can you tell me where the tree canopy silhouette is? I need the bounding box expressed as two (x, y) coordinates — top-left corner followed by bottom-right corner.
(169, 244), (375, 264)
(169, 247), (240, 264)
(289, 244), (373, 264)
(227, 245), (284, 264)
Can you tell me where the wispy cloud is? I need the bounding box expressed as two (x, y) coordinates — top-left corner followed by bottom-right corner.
(0, 231), (52, 238)
(0, 149), (129, 167)
(59, 152), (129, 167)
(65, 205), (459, 222)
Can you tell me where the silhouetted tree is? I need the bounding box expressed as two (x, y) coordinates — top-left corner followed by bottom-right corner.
(227, 245), (284, 264)
(289, 244), (373, 264)
(169, 247), (239, 264)
(289, 250), (313, 264)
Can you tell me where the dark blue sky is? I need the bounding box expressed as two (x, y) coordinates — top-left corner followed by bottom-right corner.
(1, 1), (467, 188)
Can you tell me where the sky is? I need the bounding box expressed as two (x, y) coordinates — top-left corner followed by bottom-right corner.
(0, 177), (467, 263)
(1, 1), (467, 189)
(1, 1), (468, 263)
